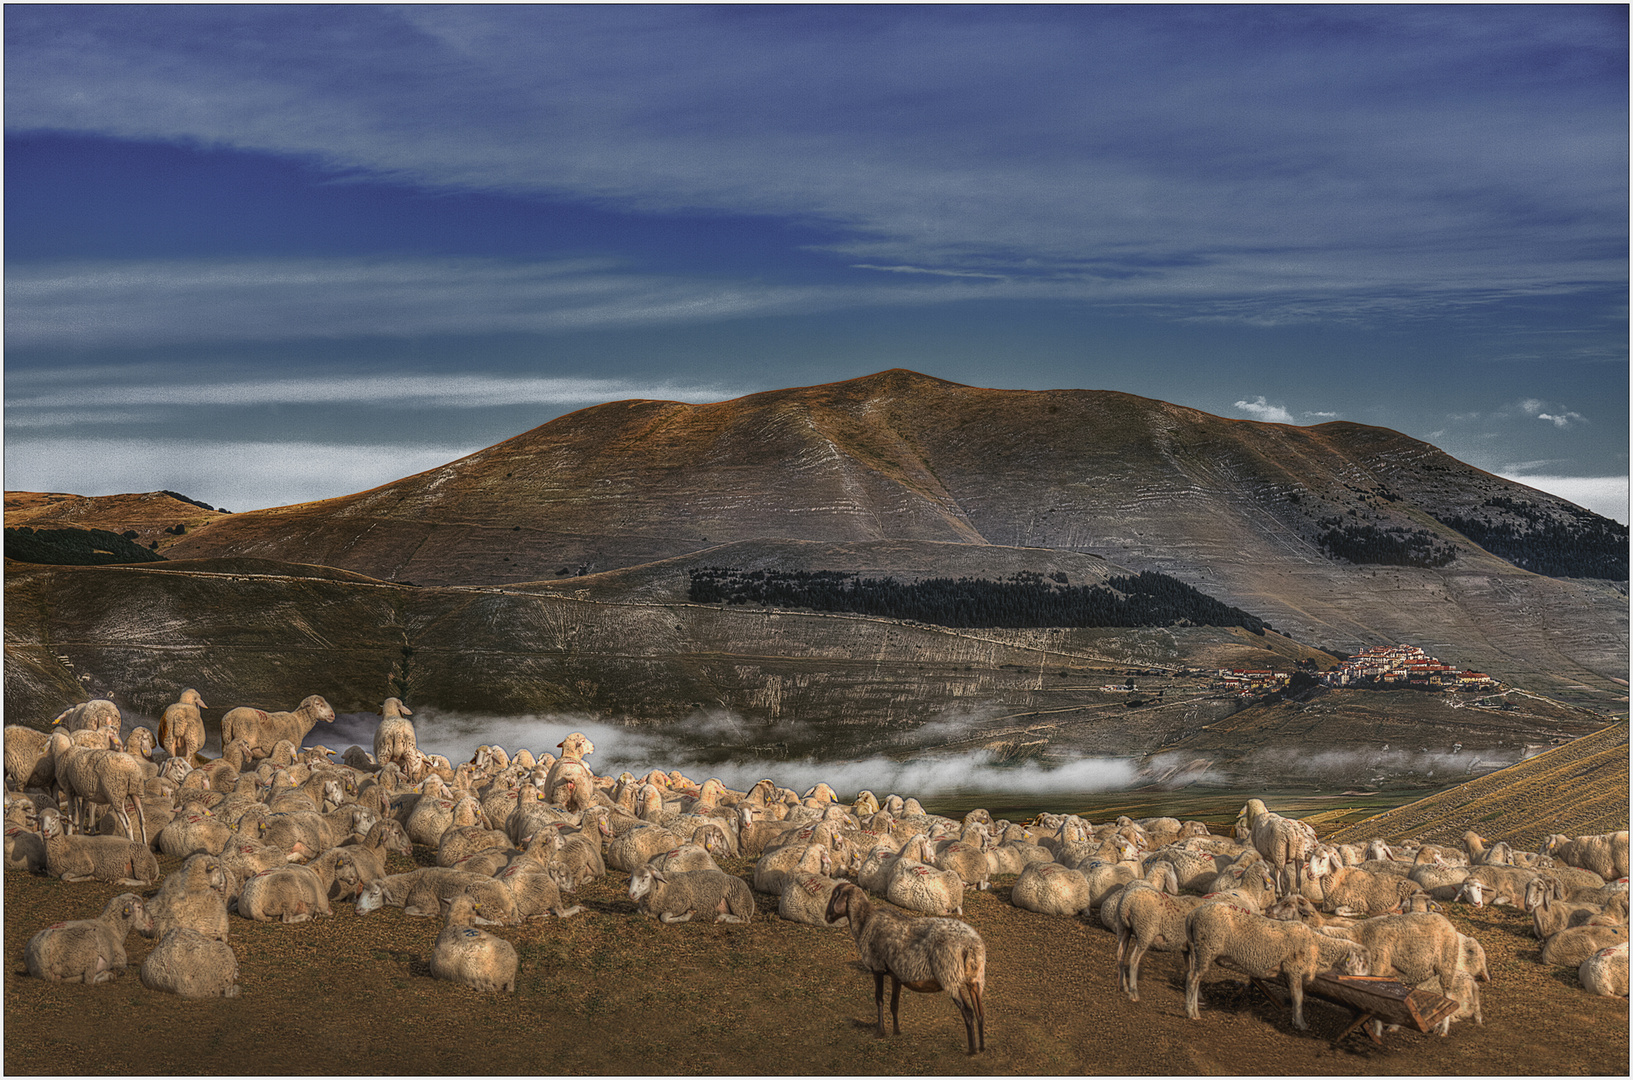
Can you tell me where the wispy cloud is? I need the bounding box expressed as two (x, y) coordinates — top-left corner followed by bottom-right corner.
(4, 5), (1624, 324)
(1518, 398), (1588, 429)
(1497, 473), (1629, 524)
(1233, 396), (1295, 424)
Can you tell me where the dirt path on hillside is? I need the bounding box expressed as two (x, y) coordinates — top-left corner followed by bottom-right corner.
(5, 854), (1626, 1076)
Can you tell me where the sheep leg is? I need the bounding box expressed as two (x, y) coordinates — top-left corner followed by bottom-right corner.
(954, 995), (979, 1055)
(658, 911), (695, 923)
(1285, 971), (1308, 1030)
(1126, 942), (1146, 1002)
(873, 971), (889, 1037)
(889, 976), (904, 1036)
(131, 796), (148, 849)
(1184, 950), (1210, 1020)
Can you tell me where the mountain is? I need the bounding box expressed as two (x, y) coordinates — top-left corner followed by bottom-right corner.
(116, 368), (1626, 705)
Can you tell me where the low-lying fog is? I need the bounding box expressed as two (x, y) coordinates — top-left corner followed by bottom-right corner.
(308, 706), (1519, 800)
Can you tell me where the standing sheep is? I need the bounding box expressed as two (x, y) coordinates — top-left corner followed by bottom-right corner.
(430, 892), (519, 993)
(51, 699), (123, 736)
(24, 893), (155, 983)
(157, 689), (210, 764)
(1184, 902), (1355, 1030)
(140, 928), (240, 998)
(219, 695), (335, 762)
(824, 882), (986, 1055)
(5, 724), (56, 791)
(372, 698), (417, 772)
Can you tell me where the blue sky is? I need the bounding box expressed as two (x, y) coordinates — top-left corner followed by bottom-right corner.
(5, 5), (1628, 520)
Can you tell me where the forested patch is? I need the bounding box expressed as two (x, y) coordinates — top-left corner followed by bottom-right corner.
(4, 526), (168, 566)
(1434, 497), (1628, 580)
(687, 567), (1265, 634)
(1316, 521), (1456, 568)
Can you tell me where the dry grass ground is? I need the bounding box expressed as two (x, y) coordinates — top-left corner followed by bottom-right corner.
(5, 845), (1626, 1076)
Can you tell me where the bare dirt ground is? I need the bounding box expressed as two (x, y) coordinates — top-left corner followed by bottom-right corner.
(5, 849), (1627, 1076)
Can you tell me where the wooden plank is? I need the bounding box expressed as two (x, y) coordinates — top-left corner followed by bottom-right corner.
(1232, 966), (1457, 1042)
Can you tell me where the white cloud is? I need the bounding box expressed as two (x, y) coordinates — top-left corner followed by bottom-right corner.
(1498, 473), (1630, 524)
(1233, 396), (1295, 424)
(1303, 410), (1339, 419)
(1536, 411), (1586, 429)
(2, 437), (484, 513)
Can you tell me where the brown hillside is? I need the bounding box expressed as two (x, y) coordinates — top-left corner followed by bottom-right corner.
(129, 369), (1624, 705)
(1326, 724), (1630, 849)
(4, 489), (226, 555)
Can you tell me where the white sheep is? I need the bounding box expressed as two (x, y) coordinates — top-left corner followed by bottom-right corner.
(1236, 798), (1318, 886)
(430, 892), (519, 992)
(1009, 861), (1091, 917)
(607, 824), (685, 872)
(1115, 867), (1206, 1001)
(1320, 865), (1427, 917)
(5, 723), (56, 791)
(40, 808), (159, 885)
(1579, 942), (1629, 997)
(885, 836), (965, 917)
(1184, 901), (1360, 1030)
(156, 811), (236, 859)
(51, 699), (122, 736)
(372, 698), (418, 771)
(355, 867), (520, 922)
(140, 928), (241, 998)
(48, 730), (150, 844)
(24, 892), (155, 983)
(628, 865), (756, 924)
(219, 695), (336, 762)
(1320, 911), (1466, 999)
(1456, 864), (1544, 908)
(1541, 924), (1629, 967)
(236, 852), (355, 923)
(754, 841), (834, 895)
(149, 852), (231, 942)
(778, 871), (850, 928)
(1543, 831), (1630, 882)
(647, 841), (722, 876)
(157, 689), (209, 764)
(824, 882), (986, 1055)
(494, 861), (583, 920)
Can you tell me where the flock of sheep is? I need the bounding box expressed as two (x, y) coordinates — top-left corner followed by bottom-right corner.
(4, 689), (1630, 1056)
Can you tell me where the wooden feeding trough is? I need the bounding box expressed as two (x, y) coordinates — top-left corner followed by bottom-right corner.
(1243, 968), (1460, 1047)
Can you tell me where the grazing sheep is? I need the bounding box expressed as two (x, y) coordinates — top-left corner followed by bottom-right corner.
(25, 892), (156, 984)
(430, 892), (519, 993)
(140, 928), (240, 998)
(355, 867), (520, 922)
(1184, 901), (1360, 1030)
(1541, 924), (1629, 967)
(157, 689), (209, 764)
(1579, 942), (1629, 997)
(1009, 862), (1091, 917)
(824, 882), (986, 1055)
(1321, 911), (1466, 999)
(41, 809), (159, 885)
(628, 865), (756, 924)
(778, 871), (850, 928)
(149, 853), (231, 942)
(1543, 831), (1630, 882)
(219, 695), (336, 762)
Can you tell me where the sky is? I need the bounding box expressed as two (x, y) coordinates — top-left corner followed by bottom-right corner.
(5, 5), (1629, 521)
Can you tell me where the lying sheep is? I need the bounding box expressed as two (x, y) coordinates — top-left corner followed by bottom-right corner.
(647, 841), (722, 876)
(6, 822), (48, 872)
(41, 809), (159, 885)
(236, 851), (356, 923)
(1540, 924), (1629, 967)
(778, 871), (850, 928)
(219, 695), (336, 762)
(885, 837), (965, 917)
(157, 689), (209, 764)
(824, 882), (986, 1055)
(628, 865), (756, 924)
(495, 861), (583, 920)
(754, 841), (833, 896)
(430, 892), (519, 993)
(1543, 831), (1630, 882)
(1408, 860), (1472, 902)
(1321, 865), (1427, 917)
(1009, 862), (1091, 917)
(1579, 942), (1629, 997)
(1458, 865), (1544, 908)
(336, 819), (414, 889)
(24, 893), (155, 983)
(355, 867), (520, 923)
(139, 927), (240, 998)
(149, 853), (231, 942)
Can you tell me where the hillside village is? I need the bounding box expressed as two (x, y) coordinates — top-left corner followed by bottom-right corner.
(1215, 643), (1497, 695)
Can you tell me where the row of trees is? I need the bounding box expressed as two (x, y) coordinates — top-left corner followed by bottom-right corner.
(686, 567), (1267, 634)
(1434, 497), (1628, 580)
(1316, 521), (1456, 568)
(4, 526), (167, 566)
